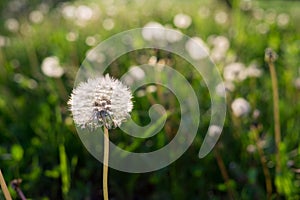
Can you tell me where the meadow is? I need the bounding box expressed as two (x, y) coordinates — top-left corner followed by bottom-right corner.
(0, 0), (300, 199)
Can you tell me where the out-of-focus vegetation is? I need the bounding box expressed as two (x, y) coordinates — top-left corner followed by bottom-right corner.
(0, 0), (300, 199)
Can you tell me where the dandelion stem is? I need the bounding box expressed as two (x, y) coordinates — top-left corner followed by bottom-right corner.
(265, 48), (281, 174)
(0, 169), (12, 200)
(103, 127), (109, 200)
(11, 179), (27, 200)
(252, 127), (272, 199)
(214, 148), (236, 200)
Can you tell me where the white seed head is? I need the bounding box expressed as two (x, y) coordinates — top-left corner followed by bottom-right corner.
(41, 56), (64, 78)
(185, 37), (209, 60)
(223, 62), (246, 82)
(173, 13), (192, 29)
(231, 97), (251, 117)
(68, 74), (133, 129)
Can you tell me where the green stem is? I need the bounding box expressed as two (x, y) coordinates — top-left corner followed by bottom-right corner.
(103, 127), (109, 200)
(214, 148), (236, 200)
(252, 128), (272, 199)
(266, 49), (281, 174)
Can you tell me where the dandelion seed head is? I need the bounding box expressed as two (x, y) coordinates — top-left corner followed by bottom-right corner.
(165, 28), (182, 43)
(209, 35), (230, 62)
(256, 23), (269, 35)
(294, 77), (300, 90)
(85, 36), (97, 46)
(62, 4), (75, 19)
(253, 8), (264, 20)
(265, 10), (276, 24)
(68, 74), (133, 129)
(29, 10), (44, 24)
(231, 97), (251, 117)
(214, 11), (228, 24)
(265, 48), (278, 62)
(66, 31), (78, 42)
(42, 56), (64, 78)
(0, 35), (10, 47)
(173, 13), (192, 29)
(142, 22), (165, 41)
(41, 56), (64, 78)
(185, 37), (209, 60)
(241, 0), (253, 11)
(223, 62), (246, 82)
(76, 5), (93, 21)
(102, 18), (115, 30)
(247, 144), (256, 153)
(277, 13), (289, 27)
(198, 6), (210, 18)
(207, 125), (222, 137)
(5, 18), (19, 33)
(245, 63), (262, 78)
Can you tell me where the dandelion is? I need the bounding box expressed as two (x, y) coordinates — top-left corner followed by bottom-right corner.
(241, 0), (253, 11)
(61, 3), (95, 27)
(68, 74), (133, 130)
(86, 50), (105, 63)
(253, 8), (264, 20)
(294, 77), (300, 90)
(245, 63), (262, 78)
(256, 23), (269, 34)
(265, 10), (277, 25)
(214, 11), (228, 25)
(66, 31), (78, 42)
(215, 81), (235, 96)
(185, 37), (209, 60)
(41, 56), (64, 78)
(29, 10), (44, 24)
(164, 27), (182, 43)
(223, 62), (247, 82)
(198, 6), (210, 18)
(142, 22), (182, 44)
(85, 36), (98, 46)
(75, 5), (93, 21)
(173, 13), (192, 29)
(5, 18), (19, 33)
(142, 22), (165, 41)
(0, 35), (9, 47)
(123, 66), (146, 85)
(68, 74), (133, 200)
(105, 5), (118, 16)
(265, 48), (281, 176)
(246, 144), (256, 153)
(207, 125), (222, 138)
(277, 13), (290, 28)
(61, 3), (76, 19)
(102, 18), (115, 30)
(231, 97), (251, 117)
(209, 35), (230, 62)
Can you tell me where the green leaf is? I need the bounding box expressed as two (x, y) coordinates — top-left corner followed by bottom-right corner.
(11, 144), (24, 162)
(59, 144), (70, 197)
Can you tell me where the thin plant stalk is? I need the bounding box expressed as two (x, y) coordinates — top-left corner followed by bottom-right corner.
(103, 127), (109, 200)
(265, 48), (281, 174)
(0, 169), (12, 200)
(252, 127), (272, 199)
(214, 148), (236, 200)
(11, 179), (27, 200)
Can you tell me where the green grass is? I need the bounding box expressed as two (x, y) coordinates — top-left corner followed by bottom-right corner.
(0, 0), (300, 199)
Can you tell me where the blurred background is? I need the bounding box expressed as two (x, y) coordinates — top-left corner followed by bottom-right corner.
(0, 0), (300, 199)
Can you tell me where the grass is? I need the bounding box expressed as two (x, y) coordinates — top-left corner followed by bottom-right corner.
(0, 0), (299, 199)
